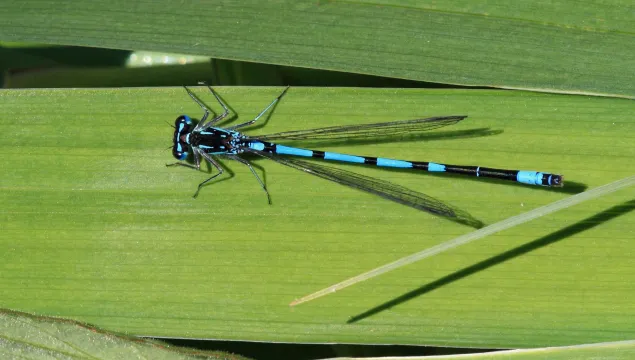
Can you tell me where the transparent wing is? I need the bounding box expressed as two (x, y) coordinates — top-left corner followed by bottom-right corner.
(247, 148), (482, 228)
(254, 116), (467, 141)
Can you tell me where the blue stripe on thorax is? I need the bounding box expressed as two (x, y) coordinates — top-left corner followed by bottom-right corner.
(248, 141), (265, 151)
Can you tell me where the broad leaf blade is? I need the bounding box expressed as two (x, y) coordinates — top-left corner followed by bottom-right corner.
(0, 87), (633, 347)
(0, 1), (632, 97)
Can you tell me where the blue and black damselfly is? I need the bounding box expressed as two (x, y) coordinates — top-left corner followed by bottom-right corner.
(168, 85), (563, 226)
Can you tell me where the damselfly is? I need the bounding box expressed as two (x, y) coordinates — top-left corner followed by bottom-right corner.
(168, 85), (563, 226)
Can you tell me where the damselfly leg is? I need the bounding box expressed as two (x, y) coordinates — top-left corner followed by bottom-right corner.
(228, 86), (290, 130)
(193, 151), (225, 198)
(226, 154), (271, 204)
(166, 145), (202, 170)
(184, 82), (230, 130)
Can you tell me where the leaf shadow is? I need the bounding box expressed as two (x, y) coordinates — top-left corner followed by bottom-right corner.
(346, 199), (635, 324)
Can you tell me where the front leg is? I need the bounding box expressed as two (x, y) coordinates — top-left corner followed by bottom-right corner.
(187, 82), (231, 130)
(166, 147), (203, 171)
(193, 152), (225, 198)
(183, 86), (211, 128)
(167, 148), (221, 198)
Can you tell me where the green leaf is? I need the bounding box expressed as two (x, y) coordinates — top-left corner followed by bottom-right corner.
(0, 1), (632, 97)
(1, 87), (633, 347)
(0, 309), (251, 360)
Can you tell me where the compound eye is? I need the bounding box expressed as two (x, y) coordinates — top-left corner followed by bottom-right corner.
(175, 115), (192, 127)
(172, 150), (188, 161)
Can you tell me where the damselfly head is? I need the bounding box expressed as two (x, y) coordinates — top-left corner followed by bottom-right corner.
(172, 115), (193, 160)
